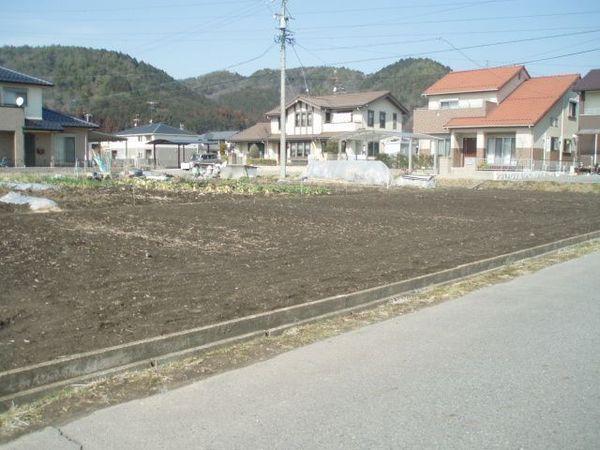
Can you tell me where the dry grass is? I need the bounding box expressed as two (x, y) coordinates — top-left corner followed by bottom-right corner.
(1, 238), (598, 442)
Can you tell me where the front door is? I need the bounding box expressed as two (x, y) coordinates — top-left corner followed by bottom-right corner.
(462, 138), (477, 166)
(24, 134), (36, 167)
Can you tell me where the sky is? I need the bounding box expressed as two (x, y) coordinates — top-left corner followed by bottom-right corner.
(2, 0), (600, 79)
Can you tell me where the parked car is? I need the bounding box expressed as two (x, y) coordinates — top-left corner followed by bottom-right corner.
(181, 153), (219, 170)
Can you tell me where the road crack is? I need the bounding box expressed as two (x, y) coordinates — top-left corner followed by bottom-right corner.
(54, 426), (84, 449)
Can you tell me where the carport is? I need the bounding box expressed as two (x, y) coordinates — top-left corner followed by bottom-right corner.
(334, 130), (444, 172)
(87, 131), (127, 161)
(146, 138), (205, 168)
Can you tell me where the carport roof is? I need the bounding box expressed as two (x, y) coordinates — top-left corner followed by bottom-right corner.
(88, 131), (127, 142)
(146, 138), (205, 145)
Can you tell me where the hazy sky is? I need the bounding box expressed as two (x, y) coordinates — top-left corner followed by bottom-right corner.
(3, 0), (600, 79)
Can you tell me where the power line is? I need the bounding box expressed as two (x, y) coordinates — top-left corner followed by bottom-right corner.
(324, 28), (600, 65)
(222, 44), (276, 71)
(296, 0), (513, 15)
(294, 9), (600, 32)
(133, 1), (266, 53)
(514, 47), (600, 65)
(1, 0), (258, 14)
(290, 43), (310, 94)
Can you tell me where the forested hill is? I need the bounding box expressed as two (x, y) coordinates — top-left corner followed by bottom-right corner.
(183, 58), (450, 124)
(0, 46), (246, 132)
(0, 46), (450, 132)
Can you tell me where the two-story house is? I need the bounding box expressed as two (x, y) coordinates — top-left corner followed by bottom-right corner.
(231, 91), (408, 162)
(574, 69), (600, 167)
(0, 65), (98, 167)
(414, 66), (580, 172)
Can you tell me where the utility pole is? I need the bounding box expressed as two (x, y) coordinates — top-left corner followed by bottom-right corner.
(276, 0), (290, 180)
(147, 101), (159, 124)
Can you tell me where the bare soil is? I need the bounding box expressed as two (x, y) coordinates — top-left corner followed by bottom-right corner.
(1, 186), (599, 371)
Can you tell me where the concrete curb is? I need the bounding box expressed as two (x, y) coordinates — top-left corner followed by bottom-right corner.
(1, 230), (599, 410)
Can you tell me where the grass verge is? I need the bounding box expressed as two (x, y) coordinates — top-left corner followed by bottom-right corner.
(1, 238), (598, 443)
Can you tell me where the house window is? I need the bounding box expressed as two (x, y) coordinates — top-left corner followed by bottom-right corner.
(393, 113), (398, 130)
(3, 87), (28, 106)
(440, 100), (459, 109)
(550, 117), (558, 127)
(563, 139), (573, 154)
(301, 112), (307, 127)
(138, 136), (144, 142)
(568, 100), (578, 118)
(289, 141), (311, 158)
(307, 111), (313, 127)
(379, 112), (386, 129)
(325, 110), (332, 123)
(56, 136), (76, 164)
(367, 141), (380, 157)
(486, 136), (515, 165)
(295, 112), (300, 127)
(550, 137), (559, 152)
(437, 138), (451, 156)
(367, 110), (375, 127)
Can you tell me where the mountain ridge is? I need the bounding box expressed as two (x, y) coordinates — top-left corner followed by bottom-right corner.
(0, 46), (450, 132)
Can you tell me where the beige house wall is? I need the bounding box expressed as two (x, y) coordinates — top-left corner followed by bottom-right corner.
(0, 106), (25, 165)
(413, 104), (490, 135)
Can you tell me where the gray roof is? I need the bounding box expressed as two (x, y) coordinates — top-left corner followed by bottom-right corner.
(0, 65), (53, 87)
(89, 131), (127, 143)
(147, 137), (205, 145)
(201, 131), (239, 142)
(24, 108), (99, 131)
(266, 91), (408, 116)
(116, 122), (198, 137)
(574, 69), (600, 92)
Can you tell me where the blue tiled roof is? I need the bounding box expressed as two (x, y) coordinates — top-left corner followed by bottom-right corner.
(116, 122), (197, 136)
(24, 108), (99, 131)
(0, 65), (53, 87)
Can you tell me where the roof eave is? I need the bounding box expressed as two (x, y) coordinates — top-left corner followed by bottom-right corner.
(425, 87), (501, 96)
(446, 123), (533, 129)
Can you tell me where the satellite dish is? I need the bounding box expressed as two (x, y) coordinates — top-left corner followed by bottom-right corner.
(15, 97), (24, 107)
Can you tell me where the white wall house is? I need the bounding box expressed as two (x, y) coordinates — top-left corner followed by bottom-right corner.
(102, 122), (203, 168)
(231, 91), (408, 162)
(0, 65), (98, 167)
(414, 65), (581, 172)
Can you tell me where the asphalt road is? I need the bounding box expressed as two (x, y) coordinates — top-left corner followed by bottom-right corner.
(5, 251), (600, 449)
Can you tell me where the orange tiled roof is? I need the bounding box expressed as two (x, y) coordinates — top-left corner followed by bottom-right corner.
(446, 74), (580, 128)
(424, 66), (526, 95)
